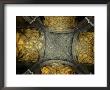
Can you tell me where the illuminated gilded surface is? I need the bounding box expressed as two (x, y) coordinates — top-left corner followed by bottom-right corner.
(73, 32), (94, 64)
(44, 16), (76, 32)
(41, 63), (74, 74)
(16, 29), (44, 62)
(16, 16), (94, 74)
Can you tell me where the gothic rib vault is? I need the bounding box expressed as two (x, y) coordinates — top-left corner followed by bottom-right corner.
(16, 16), (94, 74)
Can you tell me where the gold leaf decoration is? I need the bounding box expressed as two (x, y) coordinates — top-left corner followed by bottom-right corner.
(16, 29), (44, 62)
(44, 16), (76, 32)
(41, 63), (74, 74)
(72, 32), (94, 64)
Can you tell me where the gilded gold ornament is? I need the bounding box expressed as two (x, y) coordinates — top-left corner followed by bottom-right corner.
(44, 16), (76, 32)
(16, 29), (44, 62)
(72, 32), (94, 64)
(41, 63), (74, 74)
